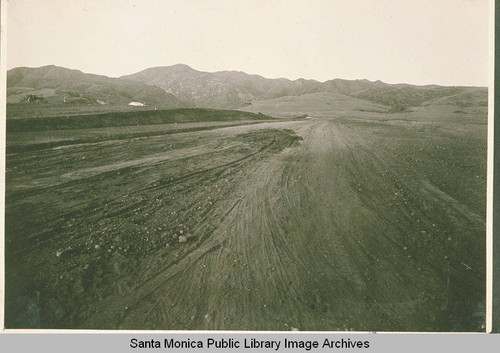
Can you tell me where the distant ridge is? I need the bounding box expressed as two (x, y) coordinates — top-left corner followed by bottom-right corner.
(6, 64), (487, 113)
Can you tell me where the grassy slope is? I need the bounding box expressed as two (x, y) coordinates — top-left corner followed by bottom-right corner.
(239, 92), (390, 117)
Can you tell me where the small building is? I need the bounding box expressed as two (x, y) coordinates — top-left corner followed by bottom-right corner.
(128, 101), (145, 106)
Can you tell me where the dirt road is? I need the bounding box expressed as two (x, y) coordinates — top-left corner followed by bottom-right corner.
(5, 117), (486, 331)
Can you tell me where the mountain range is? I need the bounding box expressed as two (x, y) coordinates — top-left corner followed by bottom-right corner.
(122, 64), (486, 111)
(7, 64), (487, 114)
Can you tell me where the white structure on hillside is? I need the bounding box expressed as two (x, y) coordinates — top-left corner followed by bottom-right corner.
(128, 101), (145, 106)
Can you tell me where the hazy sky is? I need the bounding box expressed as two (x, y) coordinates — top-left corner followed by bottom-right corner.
(6, 0), (490, 86)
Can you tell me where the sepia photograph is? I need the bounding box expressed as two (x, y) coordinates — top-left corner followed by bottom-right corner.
(2, 0), (490, 331)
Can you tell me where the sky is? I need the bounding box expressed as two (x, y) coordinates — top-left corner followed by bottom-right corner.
(6, 0), (490, 86)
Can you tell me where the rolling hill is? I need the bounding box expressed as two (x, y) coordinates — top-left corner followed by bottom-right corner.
(7, 65), (183, 108)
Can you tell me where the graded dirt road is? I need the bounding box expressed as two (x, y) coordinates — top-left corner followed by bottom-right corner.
(5, 116), (486, 331)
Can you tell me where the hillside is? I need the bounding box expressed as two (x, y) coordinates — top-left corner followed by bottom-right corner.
(240, 92), (390, 117)
(7, 65), (183, 108)
(121, 64), (324, 109)
(123, 64), (487, 112)
(422, 87), (488, 107)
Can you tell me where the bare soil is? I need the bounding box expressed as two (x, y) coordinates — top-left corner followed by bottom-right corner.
(5, 111), (486, 331)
